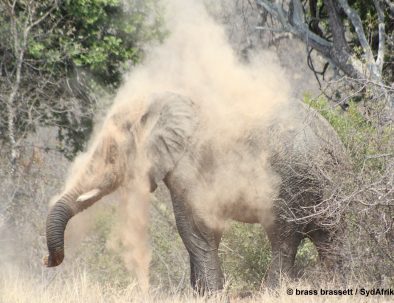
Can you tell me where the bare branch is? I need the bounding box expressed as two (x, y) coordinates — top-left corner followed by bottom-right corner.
(255, 0), (288, 26)
(384, 0), (394, 16)
(337, 0), (379, 79)
(324, 0), (350, 54)
(2, 0), (59, 172)
(255, 0), (364, 79)
(6, 3), (23, 172)
(373, 0), (386, 75)
(255, 0), (331, 51)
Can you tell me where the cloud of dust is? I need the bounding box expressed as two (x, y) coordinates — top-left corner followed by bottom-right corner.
(109, 0), (292, 228)
(106, 130), (153, 293)
(56, 0), (293, 290)
(107, 184), (152, 292)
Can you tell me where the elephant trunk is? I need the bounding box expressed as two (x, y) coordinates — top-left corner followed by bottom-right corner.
(45, 197), (75, 267)
(44, 187), (103, 267)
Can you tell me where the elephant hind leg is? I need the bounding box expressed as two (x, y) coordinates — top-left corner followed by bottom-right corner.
(264, 225), (303, 289)
(307, 224), (343, 277)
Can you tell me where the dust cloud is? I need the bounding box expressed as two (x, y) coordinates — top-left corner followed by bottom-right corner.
(56, 0), (293, 290)
(108, 0), (292, 227)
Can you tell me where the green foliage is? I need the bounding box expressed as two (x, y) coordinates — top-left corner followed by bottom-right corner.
(303, 94), (392, 171)
(304, 94), (394, 283)
(303, 0), (393, 82)
(55, 0), (167, 89)
(116, 94), (388, 290)
(294, 238), (318, 271)
(219, 224), (320, 290)
(75, 199), (188, 291)
(23, 0), (166, 90)
(0, 0), (167, 159)
(149, 200), (188, 290)
(79, 207), (132, 288)
(220, 223), (271, 290)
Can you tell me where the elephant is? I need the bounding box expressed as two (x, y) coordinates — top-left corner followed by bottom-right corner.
(44, 91), (349, 293)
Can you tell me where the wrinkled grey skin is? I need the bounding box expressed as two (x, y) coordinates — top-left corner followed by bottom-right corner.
(45, 92), (348, 294)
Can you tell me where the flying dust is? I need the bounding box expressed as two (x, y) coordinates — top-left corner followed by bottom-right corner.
(53, 0), (293, 291)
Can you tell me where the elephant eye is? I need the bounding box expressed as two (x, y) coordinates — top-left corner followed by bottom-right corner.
(140, 113), (149, 125)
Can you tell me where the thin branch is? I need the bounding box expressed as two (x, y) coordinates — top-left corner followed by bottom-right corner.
(27, 0), (58, 30)
(255, 26), (288, 32)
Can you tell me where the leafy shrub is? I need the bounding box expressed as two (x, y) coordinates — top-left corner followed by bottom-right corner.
(304, 94), (393, 286)
(220, 222), (271, 291)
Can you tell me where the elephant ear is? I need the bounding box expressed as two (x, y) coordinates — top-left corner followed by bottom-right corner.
(144, 92), (198, 185)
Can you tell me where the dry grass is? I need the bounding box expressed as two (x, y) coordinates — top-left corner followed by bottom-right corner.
(0, 267), (391, 303)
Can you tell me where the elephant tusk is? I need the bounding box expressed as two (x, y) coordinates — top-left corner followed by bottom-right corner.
(76, 188), (101, 203)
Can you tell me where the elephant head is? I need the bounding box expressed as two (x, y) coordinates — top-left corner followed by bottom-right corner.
(44, 92), (197, 267)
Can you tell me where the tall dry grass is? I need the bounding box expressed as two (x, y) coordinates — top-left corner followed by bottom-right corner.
(0, 266), (391, 303)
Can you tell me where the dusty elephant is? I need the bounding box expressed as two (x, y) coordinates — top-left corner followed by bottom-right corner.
(44, 92), (348, 293)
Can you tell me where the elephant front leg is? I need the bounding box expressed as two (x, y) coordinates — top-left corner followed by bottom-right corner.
(187, 233), (224, 294)
(170, 194), (224, 294)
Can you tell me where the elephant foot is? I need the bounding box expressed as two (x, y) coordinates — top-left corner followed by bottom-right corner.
(43, 250), (64, 267)
(192, 281), (221, 296)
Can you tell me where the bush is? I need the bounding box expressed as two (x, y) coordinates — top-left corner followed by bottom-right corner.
(220, 222), (271, 291)
(304, 94), (393, 286)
